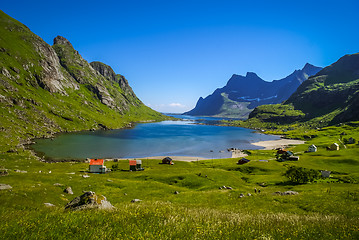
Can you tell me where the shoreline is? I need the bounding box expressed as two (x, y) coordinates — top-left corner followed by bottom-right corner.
(110, 138), (305, 162)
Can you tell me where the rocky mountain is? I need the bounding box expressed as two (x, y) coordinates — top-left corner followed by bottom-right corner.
(0, 10), (165, 153)
(184, 63), (322, 118)
(249, 53), (359, 125)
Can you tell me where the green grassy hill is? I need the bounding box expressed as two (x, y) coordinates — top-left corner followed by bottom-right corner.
(0, 10), (167, 154)
(0, 124), (358, 239)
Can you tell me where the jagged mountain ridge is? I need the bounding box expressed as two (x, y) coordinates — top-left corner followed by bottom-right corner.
(0, 10), (165, 152)
(248, 53), (359, 125)
(184, 63), (322, 118)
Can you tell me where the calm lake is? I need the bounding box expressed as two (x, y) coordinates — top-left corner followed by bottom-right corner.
(32, 115), (280, 160)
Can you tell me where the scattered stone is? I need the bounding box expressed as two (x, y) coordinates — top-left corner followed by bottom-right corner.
(274, 191), (299, 196)
(82, 175), (90, 178)
(107, 179), (113, 182)
(124, 193), (127, 196)
(44, 203), (55, 207)
(219, 187), (222, 189)
(226, 187), (233, 190)
(174, 191), (179, 194)
(258, 189), (261, 193)
(239, 193), (244, 198)
(14, 169), (27, 173)
(0, 184), (12, 190)
(0, 169), (8, 176)
(131, 199), (142, 203)
(65, 191), (114, 211)
(64, 186), (74, 195)
(66, 172), (75, 175)
(53, 183), (63, 186)
(247, 193), (252, 196)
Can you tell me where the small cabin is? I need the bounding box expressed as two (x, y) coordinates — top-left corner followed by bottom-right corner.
(329, 143), (339, 151)
(237, 158), (250, 165)
(89, 159), (106, 173)
(321, 170), (331, 178)
(308, 144), (317, 152)
(129, 160), (144, 171)
(162, 157), (174, 165)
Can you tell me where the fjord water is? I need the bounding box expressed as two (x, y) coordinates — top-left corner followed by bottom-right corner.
(32, 117), (280, 160)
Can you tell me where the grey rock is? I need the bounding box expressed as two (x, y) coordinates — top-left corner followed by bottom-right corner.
(274, 191), (299, 195)
(14, 169), (27, 173)
(65, 191), (114, 211)
(174, 191), (179, 194)
(64, 186), (73, 195)
(44, 203), (55, 207)
(53, 183), (63, 186)
(0, 184), (12, 190)
(247, 193), (252, 196)
(131, 199), (142, 203)
(82, 175), (90, 178)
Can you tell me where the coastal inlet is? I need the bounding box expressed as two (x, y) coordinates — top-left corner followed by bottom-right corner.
(31, 117), (281, 160)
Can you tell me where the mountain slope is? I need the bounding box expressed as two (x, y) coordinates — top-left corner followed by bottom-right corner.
(0, 10), (165, 153)
(184, 64), (322, 118)
(248, 53), (359, 125)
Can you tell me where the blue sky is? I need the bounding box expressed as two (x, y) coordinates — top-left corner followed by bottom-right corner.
(2, 0), (359, 113)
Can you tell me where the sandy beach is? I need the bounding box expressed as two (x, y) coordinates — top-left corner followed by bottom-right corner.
(251, 138), (305, 150)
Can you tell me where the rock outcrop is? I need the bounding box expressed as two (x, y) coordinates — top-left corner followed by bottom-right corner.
(65, 191), (114, 211)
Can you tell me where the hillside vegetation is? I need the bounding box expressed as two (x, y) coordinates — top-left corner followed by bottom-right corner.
(1, 123), (358, 239)
(0, 10), (167, 154)
(240, 53), (359, 129)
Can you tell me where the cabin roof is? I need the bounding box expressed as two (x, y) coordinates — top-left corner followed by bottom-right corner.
(89, 159), (104, 165)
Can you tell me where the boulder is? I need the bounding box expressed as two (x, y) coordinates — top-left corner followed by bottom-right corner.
(0, 184), (12, 190)
(274, 191), (299, 195)
(65, 191), (114, 211)
(64, 186), (73, 195)
(44, 203), (55, 207)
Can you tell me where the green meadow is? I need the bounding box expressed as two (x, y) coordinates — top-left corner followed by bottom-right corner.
(1, 123), (359, 239)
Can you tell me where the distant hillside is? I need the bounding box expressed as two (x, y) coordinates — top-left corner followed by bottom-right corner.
(0, 10), (166, 153)
(248, 53), (359, 125)
(184, 63), (322, 118)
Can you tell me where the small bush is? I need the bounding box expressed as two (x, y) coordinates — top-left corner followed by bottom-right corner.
(111, 163), (119, 171)
(284, 166), (320, 184)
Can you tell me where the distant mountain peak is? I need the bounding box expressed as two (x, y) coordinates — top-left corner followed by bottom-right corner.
(246, 72), (259, 78)
(184, 63), (322, 118)
(53, 36), (73, 48)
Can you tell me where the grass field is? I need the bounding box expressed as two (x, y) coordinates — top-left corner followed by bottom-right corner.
(0, 123), (359, 239)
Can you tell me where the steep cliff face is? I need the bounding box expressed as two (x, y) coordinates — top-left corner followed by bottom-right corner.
(185, 64), (322, 118)
(0, 10), (165, 152)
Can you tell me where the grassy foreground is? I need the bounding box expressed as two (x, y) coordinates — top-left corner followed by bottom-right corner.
(1, 123), (359, 239)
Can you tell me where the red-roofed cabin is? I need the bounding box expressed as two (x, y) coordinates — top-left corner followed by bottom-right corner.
(89, 159), (107, 173)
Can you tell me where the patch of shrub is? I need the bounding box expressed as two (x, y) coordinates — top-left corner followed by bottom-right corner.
(284, 166), (320, 184)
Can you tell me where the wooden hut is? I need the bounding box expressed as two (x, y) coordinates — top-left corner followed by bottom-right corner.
(329, 143), (339, 151)
(89, 159), (106, 173)
(308, 144), (317, 152)
(162, 157), (174, 165)
(237, 158), (250, 165)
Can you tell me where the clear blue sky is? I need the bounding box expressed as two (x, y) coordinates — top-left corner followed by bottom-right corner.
(2, 0), (359, 113)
